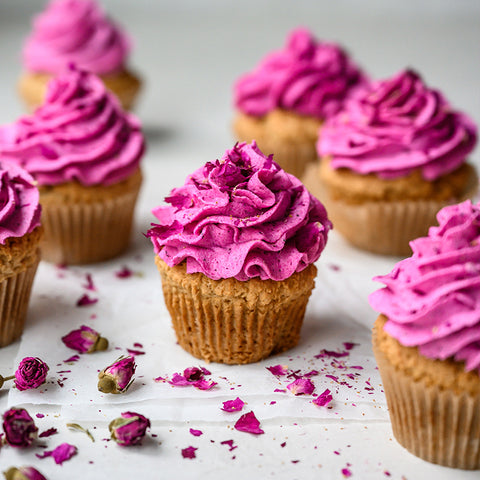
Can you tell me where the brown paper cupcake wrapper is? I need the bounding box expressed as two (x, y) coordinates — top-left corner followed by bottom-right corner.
(0, 254), (40, 347)
(373, 338), (480, 469)
(156, 258), (317, 364)
(40, 187), (140, 265)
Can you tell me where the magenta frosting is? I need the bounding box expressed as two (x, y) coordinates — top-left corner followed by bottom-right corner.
(369, 200), (480, 372)
(23, 0), (131, 75)
(318, 69), (477, 181)
(0, 160), (41, 245)
(147, 141), (331, 281)
(0, 66), (144, 187)
(234, 28), (367, 119)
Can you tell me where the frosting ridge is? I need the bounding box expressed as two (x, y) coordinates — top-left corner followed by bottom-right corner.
(318, 69), (477, 181)
(23, 0), (130, 75)
(0, 66), (144, 187)
(234, 28), (366, 119)
(369, 200), (480, 372)
(147, 141), (331, 281)
(0, 160), (41, 245)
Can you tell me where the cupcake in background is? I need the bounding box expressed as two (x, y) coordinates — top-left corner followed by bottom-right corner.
(0, 65), (144, 265)
(147, 141), (331, 364)
(18, 0), (142, 111)
(306, 69), (478, 256)
(233, 27), (367, 179)
(0, 160), (42, 346)
(370, 199), (480, 469)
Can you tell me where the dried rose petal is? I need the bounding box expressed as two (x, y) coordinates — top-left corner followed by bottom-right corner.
(181, 446), (197, 459)
(221, 398), (245, 413)
(109, 412), (150, 446)
(315, 349), (349, 359)
(14, 357), (49, 391)
(220, 439), (238, 451)
(312, 388), (333, 407)
(98, 356), (136, 394)
(3, 466), (47, 480)
(115, 266), (134, 278)
(36, 443), (77, 464)
(266, 365), (288, 376)
(38, 427), (58, 438)
(82, 273), (96, 291)
(189, 428), (203, 437)
(62, 325), (108, 354)
(76, 294), (98, 307)
(2, 408), (38, 447)
(234, 411), (264, 435)
(342, 467), (352, 477)
(287, 378), (315, 396)
(158, 367), (217, 391)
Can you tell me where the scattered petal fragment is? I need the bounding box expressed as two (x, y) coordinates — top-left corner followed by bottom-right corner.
(312, 389), (333, 407)
(181, 446), (197, 459)
(221, 397), (245, 412)
(287, 378), (315, 396)
(234, 411), (264, 435)
(36, 443), (77, 465)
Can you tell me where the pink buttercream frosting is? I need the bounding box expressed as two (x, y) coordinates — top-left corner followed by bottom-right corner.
(0, 66), (144, 187)
(147, 141), (332, 281)
(23, 0), (131, 75)
(369, 200), (480, 372)
(234, 28), (367, 119)
(318, 69), (477, 181)
(0, 160), (41, 245)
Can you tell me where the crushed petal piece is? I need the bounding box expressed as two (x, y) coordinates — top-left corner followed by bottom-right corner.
(82, 273), (96, 291)
(315, 349), (349, 359)
(312, 389), (333, 407)
(221, 397), (245, 412)
(342, 467), (352, 477)
(115, 266), (134, 278)
(39, 427), (58, 438)
(76, 294), (98, 307)
(266, 365), (288, 376)
(234, 411), (264, 435)
(181, 446), (197, 459)
(189, 428), (203, 437)
(287, 378), (315, 396)
(36, 443), (78, 464)
(220, 440), (237, 451)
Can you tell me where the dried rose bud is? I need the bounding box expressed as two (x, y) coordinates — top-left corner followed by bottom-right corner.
(2, 408), (38, 447)
(3, 466), (47, 480)
(98, 356), (136, 394)
(61, 325), (108, 354)
(14, 357), (49, 391)
(109, 411), (150, 446)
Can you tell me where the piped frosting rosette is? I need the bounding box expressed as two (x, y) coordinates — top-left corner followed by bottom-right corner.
(0, 161), (41, 245)
(369, 200), (480, 372)
(234, 28), (366, 119)
(318, 69), (477, 180)
(0, 66), (144, 187)
(22, 0), (130, 75)
(147, 141), (332, 281)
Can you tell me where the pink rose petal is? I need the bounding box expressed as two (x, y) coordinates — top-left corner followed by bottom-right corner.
(36, 443), (77, 464)
(315, 349), (349, 359)
(221, 397), (245, 412)
(39, 427), (58, 438)
(115, 266), (134, 278)
(76, 294), (98, 307)
(220, 439), (237, 451)
(266, 365), (288, 376)
(342, 467), (352, 477)
(189, 428), (203, 437)
(82, 273), (96, 291)
(312, 388), (333, 407)
(181, 446), (197, 459)
(234, 411), (264, 435)
(287, 378), (315, 396)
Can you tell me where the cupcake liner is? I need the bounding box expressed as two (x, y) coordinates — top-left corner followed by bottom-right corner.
(0, 253), (40, 347)
(156, 258), (317, 365)
(373, 333), (480, 469)
(40, 183), (141, 265)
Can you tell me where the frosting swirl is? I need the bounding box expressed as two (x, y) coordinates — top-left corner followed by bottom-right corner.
(147, 141), (331, 281)
(318, 69), (477, 181)
(0, 160), (41, 245)
(23, 0), (130, 75)
(369, 200), (480, 372)
(234, 28), (366, 119)
(0, 66), (144, 187)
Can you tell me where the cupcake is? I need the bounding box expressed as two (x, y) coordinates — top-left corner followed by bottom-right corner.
(233, 27), (366, 179)
(147, 141), (331, 364)
(0, 160), (42, 347)
(369, 200), (480, 469)
(307, 69), (478, 256)
(18, 0), (141, 111)
(0, 66), (144, 265)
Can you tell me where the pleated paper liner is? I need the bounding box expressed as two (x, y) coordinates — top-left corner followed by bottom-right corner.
(303, 163), (478, 256)
(39, 171), (142, 265)
(373, 318), (480, 469)
(156, 257), (317, 365)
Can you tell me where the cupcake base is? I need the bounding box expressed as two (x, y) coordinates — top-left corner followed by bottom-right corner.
(18, 68), (142, 111)
(0, 227), (42, 347)
(303, 161), (479, 256)
(233, 110), (322, 179)
(156, 257), (317, 364)
(373, 315), (480, 469)
(39, 169), (142, 265)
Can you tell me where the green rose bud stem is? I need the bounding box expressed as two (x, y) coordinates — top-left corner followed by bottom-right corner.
(0, 375), (15, 389)
(94, 336), (109, 352)
(98, 376), (116, 393)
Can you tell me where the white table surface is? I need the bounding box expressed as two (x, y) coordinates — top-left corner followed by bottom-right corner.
(0, 2), (479, 479)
